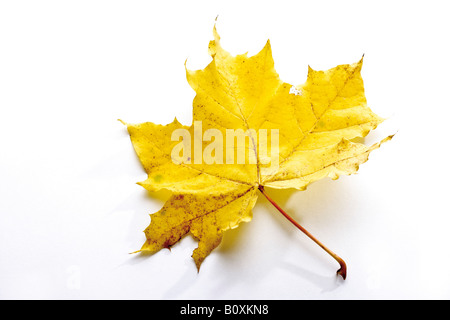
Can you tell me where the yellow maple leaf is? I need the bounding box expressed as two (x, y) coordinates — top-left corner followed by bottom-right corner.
(121, 26), (392, 279)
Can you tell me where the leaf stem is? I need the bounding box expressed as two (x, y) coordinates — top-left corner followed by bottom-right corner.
(258, 185), (347, 280)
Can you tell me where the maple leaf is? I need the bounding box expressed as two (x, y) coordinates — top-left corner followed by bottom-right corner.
(121, 26), (392, 279)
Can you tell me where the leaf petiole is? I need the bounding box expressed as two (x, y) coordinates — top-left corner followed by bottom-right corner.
(258, 185), (347, 280)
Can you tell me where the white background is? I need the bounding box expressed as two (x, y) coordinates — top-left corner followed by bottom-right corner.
(1, 0), (449, 300)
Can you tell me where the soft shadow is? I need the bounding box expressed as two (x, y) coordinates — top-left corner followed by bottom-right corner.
(218, 187), (298, 252)
(264, 177), (358, 226)
(260, 187), (298, 207)
(280, 260), (345, 293)
(162, 268), (197, 299)
(119, 250), (160, 266)
(217, 218), (252, 253)
(256, 179), (354, 290)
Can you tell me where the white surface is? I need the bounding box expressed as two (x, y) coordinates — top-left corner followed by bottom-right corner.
(1, 0), (449, 300)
